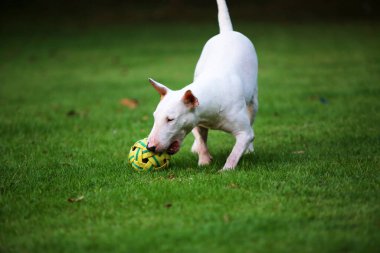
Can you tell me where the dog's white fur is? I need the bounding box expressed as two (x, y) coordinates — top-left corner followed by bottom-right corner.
(147, 0), (258, 171)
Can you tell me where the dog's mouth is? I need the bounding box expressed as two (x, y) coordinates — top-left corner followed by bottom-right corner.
(167, 140), (180, 155)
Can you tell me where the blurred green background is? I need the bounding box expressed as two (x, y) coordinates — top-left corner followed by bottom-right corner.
(1, 0), (380, 25)
(1, 1), (379, 253)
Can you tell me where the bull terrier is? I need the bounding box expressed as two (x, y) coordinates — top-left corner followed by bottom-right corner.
(147, 0), (258, 171)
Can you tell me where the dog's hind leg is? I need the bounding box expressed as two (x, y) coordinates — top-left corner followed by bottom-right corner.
(221, 126), (254, 171)
(245, 96), (258, 154)
(191, 126), (212, 166)
(219, 107), (254, 171)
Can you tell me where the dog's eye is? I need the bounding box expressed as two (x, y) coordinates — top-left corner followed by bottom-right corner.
(166, 117), (174, 122)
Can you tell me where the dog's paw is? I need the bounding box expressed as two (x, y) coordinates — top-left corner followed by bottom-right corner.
(244, 143), (254, 154)
(198, 153), (213, 166)
(219, 161), (237, 172)
(218, 166), (235, 173)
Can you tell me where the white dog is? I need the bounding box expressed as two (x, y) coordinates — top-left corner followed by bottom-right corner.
(147, 0), (258, 171)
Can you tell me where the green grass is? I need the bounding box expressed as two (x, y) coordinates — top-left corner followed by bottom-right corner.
(1, 22), (380, 253)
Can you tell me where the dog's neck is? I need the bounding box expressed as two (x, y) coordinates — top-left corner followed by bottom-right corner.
(182, 77), (225, 129)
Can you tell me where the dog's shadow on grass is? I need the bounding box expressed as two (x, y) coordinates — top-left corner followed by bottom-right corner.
(170, 147), (293, 173)
(215, 149), (293, 171)
(239, 150), (291, 170)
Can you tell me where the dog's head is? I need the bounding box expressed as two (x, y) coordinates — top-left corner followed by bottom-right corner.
(147, 78), (199, 155)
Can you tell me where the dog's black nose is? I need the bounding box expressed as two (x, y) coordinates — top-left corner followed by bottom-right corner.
(147, 145), (156, 152)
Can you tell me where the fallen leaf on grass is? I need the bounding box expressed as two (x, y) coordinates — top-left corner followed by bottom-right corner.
(67, 195), (84, 203)
(66, 109), (89, 117)
(227, 183), (238, 189)
(319, 97), (329, 104)
(223, 214), (230, 223)
(66, 109), (78, 117)
(309, 95), (329, 105)
(167, 174), (176, 180)
(292, 150), (305, 154)
(164, 203), (172, 208)
(120, 98), (139, 109)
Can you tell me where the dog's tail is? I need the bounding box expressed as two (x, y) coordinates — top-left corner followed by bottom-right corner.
(216, 0), (233, 33)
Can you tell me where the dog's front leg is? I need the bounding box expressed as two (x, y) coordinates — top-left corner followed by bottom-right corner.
(191, 126), (213, 166)
(220, 129), (254, 171)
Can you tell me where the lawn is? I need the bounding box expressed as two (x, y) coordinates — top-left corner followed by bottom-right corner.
(0, 22), (379, 253)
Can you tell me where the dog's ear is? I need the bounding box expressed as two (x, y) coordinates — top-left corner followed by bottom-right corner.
(182, 90), (199, 108)
(149, 78), (169, 99)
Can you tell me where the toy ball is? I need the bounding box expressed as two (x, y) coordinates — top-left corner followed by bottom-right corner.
(129, 138), (171, 172)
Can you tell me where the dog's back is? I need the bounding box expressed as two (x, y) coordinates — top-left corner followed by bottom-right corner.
(194, 0), (258, 105)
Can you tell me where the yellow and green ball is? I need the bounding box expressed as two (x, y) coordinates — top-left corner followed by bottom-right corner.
(129, 138), (171, 172)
